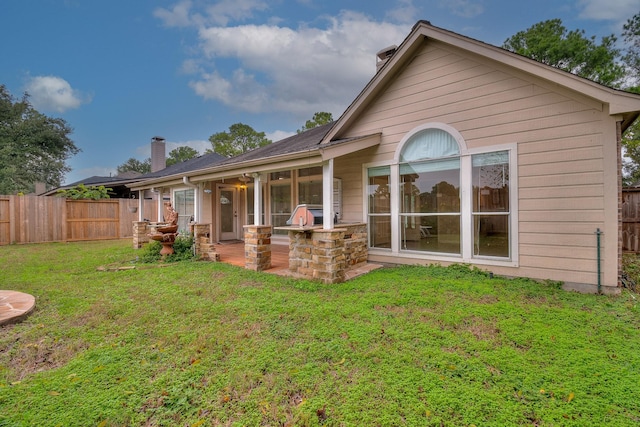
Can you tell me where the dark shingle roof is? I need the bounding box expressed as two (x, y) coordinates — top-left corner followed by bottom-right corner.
(139, 151), (227, 179)
(65, 174), (141, 187)
(216, 122), (334, 167)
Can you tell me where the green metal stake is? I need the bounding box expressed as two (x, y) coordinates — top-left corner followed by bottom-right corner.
(596, 228), (602, 294)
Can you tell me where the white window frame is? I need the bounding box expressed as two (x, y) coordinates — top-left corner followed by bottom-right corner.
(365, 122), (519, 268)
(172, 186), (196, 233)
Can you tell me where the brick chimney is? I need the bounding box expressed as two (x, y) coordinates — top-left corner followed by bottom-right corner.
(150, 136), (166, 172)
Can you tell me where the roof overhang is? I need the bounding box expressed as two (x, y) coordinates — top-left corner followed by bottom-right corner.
(129, 133), (381, 190)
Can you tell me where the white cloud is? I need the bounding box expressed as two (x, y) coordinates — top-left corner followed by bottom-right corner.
(180, 58), (203, 75)
(188, 12), (410, 117)
(440, 0), (484, 19)
(204, 0), (268, 26)
(266, 130), (296, 142)
(25, 76), (89, 113)
(154, 0), (269, 28)
(577, 0), (637, 25)
(154, 0), (194, 27)
(386, 0), (420, 24)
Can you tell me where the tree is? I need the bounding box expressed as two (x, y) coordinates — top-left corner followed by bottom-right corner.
(166, 146), (199, 166)
(0, 85), (80, 194)
(503, 17), (640, 185)
(207, 123), (271, 158)
(117, 157), (151, 174)
(297, 112), (333, 133)
(619, 13), (640, 185)
(623, 13), (640, 84)
(503, 19), (625, 87)
(56, 183), (111, 200)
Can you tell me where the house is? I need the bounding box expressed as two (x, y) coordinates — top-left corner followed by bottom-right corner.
(132, 138), (227, 231)
(130, 21), (640, 293)
(41, 171), (145, 198)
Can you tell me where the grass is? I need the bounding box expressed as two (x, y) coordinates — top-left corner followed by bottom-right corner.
(0, 240), (639, 426)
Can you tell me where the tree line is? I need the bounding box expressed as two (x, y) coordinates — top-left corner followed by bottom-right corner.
(1, 15), (639, 194)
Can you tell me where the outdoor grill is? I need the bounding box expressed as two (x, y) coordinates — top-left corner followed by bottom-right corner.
(286, 204), (324, 227)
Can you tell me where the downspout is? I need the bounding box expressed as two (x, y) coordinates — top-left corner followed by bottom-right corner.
(182, 176), (200, 223)
(137, 190), (144, 221)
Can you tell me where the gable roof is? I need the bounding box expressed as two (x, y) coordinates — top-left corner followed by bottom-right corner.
(322, 20), (640, 143)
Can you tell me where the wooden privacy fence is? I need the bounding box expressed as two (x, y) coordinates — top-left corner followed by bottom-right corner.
(0, 195), (158, 245)
(623, 189), (640, 253)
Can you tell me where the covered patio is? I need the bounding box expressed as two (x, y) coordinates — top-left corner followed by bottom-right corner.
(215, 240), (289, 272)
(211, 239), (382, 280)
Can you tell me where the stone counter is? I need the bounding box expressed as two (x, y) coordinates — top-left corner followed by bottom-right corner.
(276, 223), (368, 284)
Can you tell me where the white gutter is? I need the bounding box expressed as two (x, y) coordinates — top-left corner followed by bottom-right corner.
(128, 134), (380, 191)
(182, 176), (197, 188)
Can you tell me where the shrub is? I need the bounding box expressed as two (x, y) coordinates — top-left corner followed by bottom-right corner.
(137, 235), (195, 263)
(56, 183), (112, 199)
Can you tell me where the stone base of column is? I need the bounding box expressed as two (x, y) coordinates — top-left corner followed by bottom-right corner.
(132, 221), (148, 249)
(192, 223), (220, 261)
(244, 225), (272, 271)
(287, 228), (347, 284)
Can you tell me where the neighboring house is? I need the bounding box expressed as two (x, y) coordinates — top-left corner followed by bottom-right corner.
(130, 21), (640, 293)
(47, 136), (227, 231)
(41, 171), (145, 198)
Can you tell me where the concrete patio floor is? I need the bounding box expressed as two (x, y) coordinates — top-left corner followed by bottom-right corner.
(214, 240), (383, 280)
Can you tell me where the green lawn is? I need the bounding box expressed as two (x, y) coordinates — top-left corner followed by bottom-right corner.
(0, 240), (639, 426)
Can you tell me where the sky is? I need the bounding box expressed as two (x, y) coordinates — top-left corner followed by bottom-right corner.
(1, 0), (638, 185)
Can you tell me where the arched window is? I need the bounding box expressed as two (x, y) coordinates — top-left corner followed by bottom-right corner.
(367, 123), (514, 261)
(398, 127), (462, 254)
(400, 128), (460, 162)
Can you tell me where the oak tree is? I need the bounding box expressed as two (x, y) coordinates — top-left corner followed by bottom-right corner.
(621, 12), (640, 185)
(207, 123), (271, 158)
(503, 19), (625, 87)
(166, 146), (199, 166)
(297, 112), (333, 133)
(0, 85), (80, 194)
(117, 157), (151, 174)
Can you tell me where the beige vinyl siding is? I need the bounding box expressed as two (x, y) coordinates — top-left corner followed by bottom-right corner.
(336, 39), (615, 288)
(333, 149), (374, 222)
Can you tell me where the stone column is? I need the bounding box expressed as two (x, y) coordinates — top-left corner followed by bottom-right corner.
(288, 230), (314, 276)
(193, 223), (218, 260)
(132, 221), (148, 249)
(311, 229), (346, 284)
(244, 225), (272, 271)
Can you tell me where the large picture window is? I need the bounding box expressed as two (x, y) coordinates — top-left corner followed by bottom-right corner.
(400, 159), (461, 254)
(270, 171), (291, 235)
(366, 124), (514, 263)
(368, 166), (391, 248)
(173, 189), (194, 233)
(472, 151), (509, 258)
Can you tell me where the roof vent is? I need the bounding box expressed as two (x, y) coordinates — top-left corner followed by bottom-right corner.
(376, 45), (397, 72)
